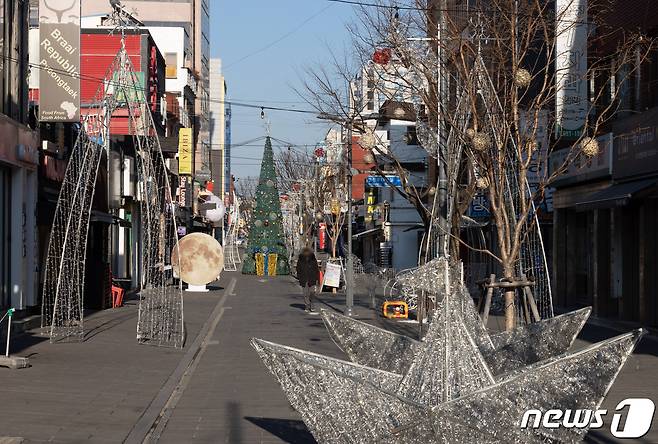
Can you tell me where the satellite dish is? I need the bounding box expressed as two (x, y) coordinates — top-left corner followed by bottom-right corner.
(205, 194), (226, 223)
(171, 233), (224, 290)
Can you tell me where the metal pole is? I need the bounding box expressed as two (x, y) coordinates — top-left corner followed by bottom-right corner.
(5, 309), (14, 357)
(436, 0), (448, 258)
(345, 119), (354, 316)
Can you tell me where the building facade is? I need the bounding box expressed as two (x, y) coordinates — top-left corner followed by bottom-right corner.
(1, 0), (39, 312)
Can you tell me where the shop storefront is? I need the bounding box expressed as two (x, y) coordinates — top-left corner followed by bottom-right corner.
(0, 114), (39, 311)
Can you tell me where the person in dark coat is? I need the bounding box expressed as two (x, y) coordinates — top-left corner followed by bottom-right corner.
(296, 247), (320, 313)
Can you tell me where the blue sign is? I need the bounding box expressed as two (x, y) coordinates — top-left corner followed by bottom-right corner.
(366, 175), (402, 187)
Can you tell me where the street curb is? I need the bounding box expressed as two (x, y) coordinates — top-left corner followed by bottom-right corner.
(586, 316), (658, 344)
(123, 277), (237, 444)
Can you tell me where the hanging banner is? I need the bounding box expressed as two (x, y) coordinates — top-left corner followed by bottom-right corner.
(555, 0), (588, 139)
(178, 127), (193, 175)
(39, 0), (81, 122)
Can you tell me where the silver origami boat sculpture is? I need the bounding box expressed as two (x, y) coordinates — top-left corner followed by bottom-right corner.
(252, 328), (644, 444)
(321, 304), (591, 376)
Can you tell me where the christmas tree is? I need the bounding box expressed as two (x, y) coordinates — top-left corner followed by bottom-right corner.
(242, 137), (290, 275)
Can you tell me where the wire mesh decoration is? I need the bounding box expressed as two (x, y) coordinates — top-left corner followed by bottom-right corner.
(252, 257), (644, 443)
(41, 43), (183, 347)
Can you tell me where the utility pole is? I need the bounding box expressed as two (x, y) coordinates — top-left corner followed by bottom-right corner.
(345, 117), (354, 316)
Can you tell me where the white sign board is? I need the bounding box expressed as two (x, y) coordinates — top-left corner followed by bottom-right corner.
(555, 0), (588, 139)
(323, 262), (342, 288)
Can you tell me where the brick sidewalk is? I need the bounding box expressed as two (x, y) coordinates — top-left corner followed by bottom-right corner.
(0, 287), (220, 443)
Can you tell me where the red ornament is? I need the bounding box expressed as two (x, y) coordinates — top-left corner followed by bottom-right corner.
(314, 147), (325, 158)
(372, 48), (392, 65)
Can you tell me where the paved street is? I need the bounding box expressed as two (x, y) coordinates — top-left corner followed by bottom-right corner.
(0, 272), (657, 443)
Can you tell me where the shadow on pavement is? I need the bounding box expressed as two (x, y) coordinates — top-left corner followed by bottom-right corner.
(245, 416), (316, 443)
(3, 331), (48, 355)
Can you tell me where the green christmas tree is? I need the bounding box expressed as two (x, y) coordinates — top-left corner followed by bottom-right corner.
(242, 137), (290, 275)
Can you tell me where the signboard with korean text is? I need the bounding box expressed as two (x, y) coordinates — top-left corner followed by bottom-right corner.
(613, 107), (658, 180)
(366, 175), (402, 187)
(555, 0), (588, 139)
(39, 0), (81, 122)
(178, 128), (193, 175)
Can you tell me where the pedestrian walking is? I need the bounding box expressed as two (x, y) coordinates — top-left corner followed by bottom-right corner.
(296, 247), (320, 313)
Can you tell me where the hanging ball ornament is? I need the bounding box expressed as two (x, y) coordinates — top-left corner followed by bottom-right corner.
(363, 151), (375, 164)
(514, 68), (532, 88)
(315, 211), (324, 221)
(254, 219), (263, 227)
(266, 179), (274, 187)
(360, 131), (376, 149)
(262, 246), (269, 253)
(476, 176), (490, 189)
(471, 132), (492, 152)
(428, 186), (436, 196)
(263, 220), (270, 227)
(581, 137), (600, 158)
(465, 128), (476, 139)
(269, 212), (277, 221)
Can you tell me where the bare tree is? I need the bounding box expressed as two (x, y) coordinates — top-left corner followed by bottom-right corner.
(300, 0), (652, 329)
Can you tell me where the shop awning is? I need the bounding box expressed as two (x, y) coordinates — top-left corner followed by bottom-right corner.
(90, 211), (132, 227)
(352, 227), (382, 239)
(576, 179), (656, 210)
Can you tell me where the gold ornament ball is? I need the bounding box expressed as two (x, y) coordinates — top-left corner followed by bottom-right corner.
(514, 68), (532, 88)
(360, 132), (376, 149)
(476, 176), (490, 189)
(471, 132), (492, 152)
(581, 137), (600, 157)
(465, 128), (476, 139)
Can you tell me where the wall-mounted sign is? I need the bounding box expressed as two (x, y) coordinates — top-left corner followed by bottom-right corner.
(178, 176), (191, 208)
(468, 193), (490, 219)
(613, 107), (658, 180)
(178, 127), (193, 175)
(39, 0), (80, 122)
(366, 175), (402, 187)
(555, 0), (587, 139)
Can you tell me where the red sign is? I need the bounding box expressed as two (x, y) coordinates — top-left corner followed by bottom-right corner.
(318, 222), (326, 249)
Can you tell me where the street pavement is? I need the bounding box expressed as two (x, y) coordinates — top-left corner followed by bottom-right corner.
(0, 272), (657, 443)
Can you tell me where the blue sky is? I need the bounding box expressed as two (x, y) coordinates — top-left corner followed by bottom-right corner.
(211, 1), (356, 180)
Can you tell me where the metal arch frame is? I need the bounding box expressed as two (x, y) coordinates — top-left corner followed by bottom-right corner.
(42, 44), (184, 347)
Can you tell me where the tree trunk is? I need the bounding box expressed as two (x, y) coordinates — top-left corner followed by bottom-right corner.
(503, 263), (516, 331)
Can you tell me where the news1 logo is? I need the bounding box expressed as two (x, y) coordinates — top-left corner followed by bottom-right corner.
(520, 398), (655, 438)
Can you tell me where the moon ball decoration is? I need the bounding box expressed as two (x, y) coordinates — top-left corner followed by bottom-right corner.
(205, 194), (226, 223)
(172, 233), (224, 287)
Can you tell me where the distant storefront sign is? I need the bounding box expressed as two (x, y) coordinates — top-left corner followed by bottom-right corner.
(555, 0), (588, 139)
(178, 127), (193, 175)
(468, 193), (490, 219)
(366, 175), (402, 187)
(613, 107), (658, 180)
(39, 0), (80, 122)
(550, 133), (613, 186)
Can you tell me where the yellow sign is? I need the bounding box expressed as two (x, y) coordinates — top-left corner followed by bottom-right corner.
(178, 128), (193, 175)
